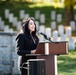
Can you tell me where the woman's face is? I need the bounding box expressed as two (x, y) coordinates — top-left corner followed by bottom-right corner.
(28, 19), (35, 33)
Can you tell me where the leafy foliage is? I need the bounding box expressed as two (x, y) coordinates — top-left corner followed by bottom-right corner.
(64, 0), (76, 9)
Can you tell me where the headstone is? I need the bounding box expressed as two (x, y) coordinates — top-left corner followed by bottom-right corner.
(50, 21), (56, 30)
(65, 26), (72, 38)
(20, 10), (25, 19)
(57, 14), (62, 23)
(0, 17), (2, 22)
(51, 10), (56, 20)
(70, 21), (76, 31)
(24, 14), (29, 19)
(5, 9), (10, 19)
(35, 21), (39, 31)
(35, 10), (40, 20)
(16, 21), (21, 31)
(12, 17), (18, 26)
(45, 28), (51, 42)
(4, 25), (10, 32)
(0, 17), (2, 30)
(39, 25), (45, 33)
(45, 27), (51, 37)
(40, 14), (45, 24)
(68, 37), (75, 50)
(8, 13), (14, 23)
(60, 34), (66, 42)
(0, 21), (5, 30)
(52, 30), (58, 42)
(38, 25), (45, 42)
(58, 25), (64, 36)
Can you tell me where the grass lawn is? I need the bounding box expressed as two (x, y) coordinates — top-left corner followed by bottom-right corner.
(57, 50), (76, 75)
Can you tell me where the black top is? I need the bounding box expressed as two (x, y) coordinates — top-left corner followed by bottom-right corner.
(16, 33), (39, 67)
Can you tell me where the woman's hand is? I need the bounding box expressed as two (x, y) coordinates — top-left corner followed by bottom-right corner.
(31, 50), (36, 54)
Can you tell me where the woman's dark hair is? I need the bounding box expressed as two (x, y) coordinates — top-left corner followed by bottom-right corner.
(21, 18), (39, 42)
(21, 18), (36, 36)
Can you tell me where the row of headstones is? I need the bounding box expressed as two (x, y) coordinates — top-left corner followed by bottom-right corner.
(0, 19), (76, 34)
(38, 25), (75, 50)
(0, 16), (76, 33)
(0, 17), (14, 32)
(5, 9), (76, 23)
(4, 9), (76, 31)
(4, 9), (63, 23)
(0, 16), (73, 36)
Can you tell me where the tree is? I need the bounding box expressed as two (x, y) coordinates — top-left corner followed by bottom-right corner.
(64, 0), (76, 25)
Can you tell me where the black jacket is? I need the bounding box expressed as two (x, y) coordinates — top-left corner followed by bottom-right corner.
(16, 33), (39, 67)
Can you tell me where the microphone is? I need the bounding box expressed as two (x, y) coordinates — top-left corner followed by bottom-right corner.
(38, 32), (52, 42)
(38, 32), (47, 38)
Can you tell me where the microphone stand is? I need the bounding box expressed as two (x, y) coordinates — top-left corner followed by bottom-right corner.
(43, 35), (52, 42)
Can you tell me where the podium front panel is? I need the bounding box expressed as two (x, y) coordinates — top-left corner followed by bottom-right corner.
(49, 42), (68, 55)
(35, 42), (68, 55)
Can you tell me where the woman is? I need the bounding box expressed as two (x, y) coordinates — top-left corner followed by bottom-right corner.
(15, 18), (39, 75)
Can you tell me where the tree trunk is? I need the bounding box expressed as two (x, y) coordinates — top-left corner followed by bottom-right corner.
(64, 5), (74, 26)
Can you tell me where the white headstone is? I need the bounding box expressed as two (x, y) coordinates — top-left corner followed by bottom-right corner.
(12, 17), (18, 26)
(60, 34), (66, 42)
(38, 25), (45, 42)
(0, 21), (5, 30)
(40, 14), (45, 24)
(51, 10), (56, 20)
(4, 25), (10, 32)
(45, 28), (51, 37)
(5, 9), (10, 19)
(35, 21), (39, 31)
(24, 14), (29, 19)
(35, 10), (40, 19)
(68, 37), (75, 50)
(45, 28), (51, 42)
(0, 17), (2, 21)
(16, 21), (21, 31)
(0, 17), (2, 30)
(8, 13), (14, 23)
(65, 26), (72, 38)
(70, 21), (76, 31)
(57, 14), (62, 23)
(52, 30), (58, 42)
(20, 10), (25, 19)
(39, 25), (45, 33)
(58, 25), (64, 36)
(50, 21), (56, 30)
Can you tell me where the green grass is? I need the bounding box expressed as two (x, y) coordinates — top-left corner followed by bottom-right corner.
(57, 50), (76, 75)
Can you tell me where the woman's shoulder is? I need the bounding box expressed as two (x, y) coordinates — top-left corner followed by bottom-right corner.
(15, 33), (25, 40)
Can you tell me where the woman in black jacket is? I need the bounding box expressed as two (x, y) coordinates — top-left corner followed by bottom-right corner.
(16, 18), (39, 75)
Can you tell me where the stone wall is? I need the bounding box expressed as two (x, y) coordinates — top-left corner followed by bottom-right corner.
(0, 32), (20, 75)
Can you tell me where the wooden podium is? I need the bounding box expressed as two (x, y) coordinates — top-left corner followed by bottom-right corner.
(35, 41), (68, 75)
